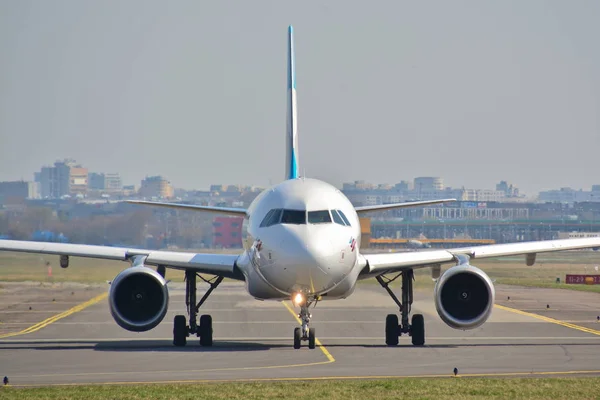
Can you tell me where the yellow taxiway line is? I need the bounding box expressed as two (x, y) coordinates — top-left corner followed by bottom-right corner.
(281, 300), (336, 363)
(0, 292), (108, 339)
(495, 304), (600, 336)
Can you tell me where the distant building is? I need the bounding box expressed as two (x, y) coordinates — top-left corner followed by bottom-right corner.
(122, 185), (137, 196)
(342, 180), (377, 191)
(140, 176), (174, 199)
(89, 172), (122, 193)
(104, 173), (122, 192)
(558, 232), (600, 239)
(68, 165), (88, 196)
(377, 184), (393, 190)
(212, 216), (243, 248)
(460, 189), (506, 202)
(538, 188), (600, 203)
(342, 176), (513, 207)
(89, 173), (105, 190)
(394, 181), (411, 191)
(209, 184), (245, 194)
(0, 181), (37, 203)
(414, 177), (444, 194)
(210, 184), (226, 192)
(36, 159), (88, 198)
(496, 181), (520, 198)
(38, 164), (68, 198)
(422, 201), (530, 220)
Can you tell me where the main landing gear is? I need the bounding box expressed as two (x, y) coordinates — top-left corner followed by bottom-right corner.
(293, 296), (317, 350)
(376, 269), (425, 346)
(173, 270), (223, 347)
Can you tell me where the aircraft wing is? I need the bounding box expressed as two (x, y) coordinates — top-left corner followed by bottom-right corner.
(127, 200), (247, 216)
(361, 237), (600, 276)
(355, 199), (456, 214)
(0, 240), (243, 280)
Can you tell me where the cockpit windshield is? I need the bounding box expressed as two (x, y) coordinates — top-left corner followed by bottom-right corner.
(308, 210), (331, 224)
(259, 208), (350, 227)
(281, 209), (306, 224)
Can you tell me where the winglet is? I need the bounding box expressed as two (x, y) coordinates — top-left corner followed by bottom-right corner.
(286, 25), (299, 180)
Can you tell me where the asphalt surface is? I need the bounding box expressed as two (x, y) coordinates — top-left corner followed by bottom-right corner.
(1, 282), (600, 386)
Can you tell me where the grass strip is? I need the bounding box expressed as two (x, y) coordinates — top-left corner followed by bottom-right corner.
(2, 377), (600, 399)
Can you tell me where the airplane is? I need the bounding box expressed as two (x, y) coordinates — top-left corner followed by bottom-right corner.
(2, 25), (600, 350)
(407, 239), (432, 249)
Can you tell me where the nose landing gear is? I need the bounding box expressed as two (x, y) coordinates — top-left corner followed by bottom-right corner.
(292, 296), (317, 350)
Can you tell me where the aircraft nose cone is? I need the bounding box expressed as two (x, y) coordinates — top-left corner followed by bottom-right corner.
(258, 225), (341, 294)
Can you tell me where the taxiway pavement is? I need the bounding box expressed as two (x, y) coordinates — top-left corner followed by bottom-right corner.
(1, 282), (600, 386)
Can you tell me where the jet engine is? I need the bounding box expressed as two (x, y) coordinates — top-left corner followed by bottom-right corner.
(109, 266), (169, 332)
(433, 264), (495, 330)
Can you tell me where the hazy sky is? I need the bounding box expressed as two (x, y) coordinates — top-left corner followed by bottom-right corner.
(1, 1), (599, 195)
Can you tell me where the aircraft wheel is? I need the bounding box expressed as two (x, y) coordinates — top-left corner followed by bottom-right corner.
(293, 327), (301, 349)
(199, 314), (213, 347)
(173, 315), (187, 347)
(411, 314), (425, 346)
(308, 327), (316, 349)
(385, 314), (399, 346)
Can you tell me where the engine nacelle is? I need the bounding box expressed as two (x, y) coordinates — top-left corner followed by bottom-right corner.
(433, 264), (495, 330)
(109, 266), (169, 332)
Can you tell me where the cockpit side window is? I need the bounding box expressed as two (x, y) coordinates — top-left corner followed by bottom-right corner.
(260, 209), (275, 227)
(281, 209), (306, 224)
(308, 210), (332, 224)
(266, 209), (282, 226)
(337, 210), (351, 226)
(331, 209), (346, 226)
(260, 209), (283, 227)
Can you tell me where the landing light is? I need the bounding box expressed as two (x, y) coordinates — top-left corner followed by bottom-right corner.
(292, 292), (305, 307)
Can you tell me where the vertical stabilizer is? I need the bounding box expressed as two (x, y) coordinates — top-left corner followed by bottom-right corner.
(286, 25), (299, 180)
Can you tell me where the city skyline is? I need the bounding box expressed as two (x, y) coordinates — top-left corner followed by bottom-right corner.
(8, 156), (600, 196)
(1, 2), (599, 193)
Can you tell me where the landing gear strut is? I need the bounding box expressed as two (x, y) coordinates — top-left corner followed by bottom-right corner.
(173, 270), (223, 347)
(293, 298), (316, 350)
(376, 269), (425, 346)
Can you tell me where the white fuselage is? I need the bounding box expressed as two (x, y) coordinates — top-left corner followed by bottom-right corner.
(235, 178), (364, 301)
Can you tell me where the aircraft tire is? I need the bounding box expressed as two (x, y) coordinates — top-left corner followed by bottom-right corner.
(385, 314), (399, 346)
(308, 327), (316, 349)
(173, 315), (187, 347)
(411, 314), (425, 346)
(199, 314), (213, 347)
(293, 327), (301, 349)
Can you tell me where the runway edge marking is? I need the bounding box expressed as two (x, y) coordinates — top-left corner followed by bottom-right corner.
(281, 300), (336, 362)
(0, 292), (108, 339)
(495, 304), (600, 336)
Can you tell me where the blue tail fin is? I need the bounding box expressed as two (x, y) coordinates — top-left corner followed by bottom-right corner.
(285, 25), (299, 180)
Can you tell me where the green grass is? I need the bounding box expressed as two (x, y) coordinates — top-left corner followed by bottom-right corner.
(0, 252), (129, 283)
(493, 279), (600, 293)
(2, 378), (600, 399)
(0, 252), (198, 283)
(475, 252), (600, 293)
